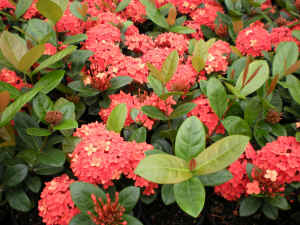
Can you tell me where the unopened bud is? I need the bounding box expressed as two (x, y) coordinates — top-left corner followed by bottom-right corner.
(45, 111), (63, 125)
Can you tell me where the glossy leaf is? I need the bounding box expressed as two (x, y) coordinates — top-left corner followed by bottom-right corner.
(38, 148), (66, 167)
(175, 116), (206, 161)
(6, 188), (32, 212)
(141, 106), (169, 120)
(198, 169), (233, 186)
(3, 164), (28, 187)
(68, 81), (99, 97)
(119, 186), (140, 212)
(108, 76), (133, 90)
(161, 50), (179, 84)
(222, 116), (251, 137)
(53, 119), (78, 130)
(32, 93), (53, 121)
(135, 154), (192, 184)
(32, 45), (77, 75)
(174, 177), (205, 218)
(239, 197), (262, 216)
(25, 176), (42, 193)
(70, 182), (106, 211)
(161, 184), (175, 205)
(207, 77), (228, 119)
(194, 135), (250, 175)
(169, 103), (196, 119)
(273, 42), (298, 79)
(129, 127), (147, 143)
(18, 44), (45, 73)
(26, 127), (52, 136)
(36, 0), (68, 23)
(106, 103), (127, 133)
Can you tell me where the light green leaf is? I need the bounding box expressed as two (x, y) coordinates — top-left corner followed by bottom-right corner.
(169, 25), (195, 34)
(174, 177), (205, 218)
(26, 127), (52, 136)
(106, 103), (127, 133)
(119, 186), (140, 212)
(36, 0), (68, 23)
(15, 0), (34, 18)
(194, 135), (249, 175)
(116, 0), (132, 12)
(147, 75), (166, 96)
(53, 119), (78, 130)
(286, 75), (300, 104)
(169, 103), (196, 119)
(135, 154), (192, 184)
(175, 116), (206, 161)
(161, 50), (179, 84)
(222, 116), (251, 137)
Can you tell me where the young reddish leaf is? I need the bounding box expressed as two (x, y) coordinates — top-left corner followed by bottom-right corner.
(266, 74), (279, 96)
(0, 91), (10, 113)
(245, 65), (262, 86)
(284, 60), (300, 76)
(166, 6), (177, 26)
(242, 56), (251, 87)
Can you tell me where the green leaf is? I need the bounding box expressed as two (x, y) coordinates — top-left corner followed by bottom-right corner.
(244, 96), (263, 126)
(161, 184), (175, 205)
(161, 50), (179, 84)
(192, 56), (205, 72)
(0, 31), (27, 69)
(147, 75), (166, 96)
(6, 188), (32, 212)
(37, 70), (65, 94)
(129, 127), (147, 143)
(286, 75), (300, 104)
(70, 182), (106, 211)
(53, 97), (76, 121)
(198, 169), (233, 186)
(147, 63), (163, 82)
(222, 116), (251, 137)
(262, 202), (279, 220)
(36, 0), (68, 23)
(18, 44), (45, 73)
(68, 80), (99, 97)
(267, 196), (290, 210)
(32, 92), (53, 121)
(119, 186), (140, 212)
(70, 1), (87, 21)
(207, 77), (228, 119)
(3, 164), (28, 187)
(174, 177), (205, 218)
(106, 103), (127, 133)
(273, 42), (298, 79)
(69, 213), (94, 225)
(135, 154), (192, 184)
(32, 45), (77, 75)
(0, 82), (21, 99)
(25, 176), (41, 193)
(33, 165), (63, 175)
(175, 116), (206, 161)
(62, 136), (80, 154)
(169, 103), (196, 119)
(15, 0), (34, 18)
(292, 30), (300, 41)
(139, 0), (169, 29)
(169, 25), (195, 34)
(123, 214), (143, 225)
(116, 0), (131, 12)
(64, 34), (88, 45)
(296, 132), (300, 142)
(53, 119), (78, 130)
(26, 127), (52, 136)
(25, 19), (57, 45)
(108, 76), (133, 90)
(239, 197), (262, 217)
(236, 60), (269, 96)
(141, 105), (169, 120)
(38, 148), (66, 167)
(194, 135), (250, 175)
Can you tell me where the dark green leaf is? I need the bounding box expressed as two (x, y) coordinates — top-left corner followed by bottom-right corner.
(69, 50), (93, 73)
(69, 213), (94, 225)
(32, 92), (53, 121)
(64, 34), (88, 45)
(174, 177), (205, 218)
(267, 196), (290, 210)
(123, 214), (143, 225)
(169, 103), (196, 119)
(108, 76), (133, 90)
(53, 97), (76, 121)
(38, 148), (66, 167)
(239, 197), (262, 216)
(141, 105), (169, 120)
(70, 182), (106, 211)
(129, 127), (147, 143)
(119, 186), (140, 212)
(25, 176), (41, 193)
(3, 164), (28, 187)
(161, 184), (175, 205)
(33, 165), (63, 175)
(62, 136), (80, 154)
(262, 202), (279, 220)
(175, 116), (206, 161)
(222, 116), (251, 137)
(207, 77), (228, 119)
(198, 169), (233, 186)
(15, 0), (34, 18)
(68, 81), (99, 97)
(6, 188), (32, 212)
(25, 19), (56, 45)
(37, 70), (65, 94)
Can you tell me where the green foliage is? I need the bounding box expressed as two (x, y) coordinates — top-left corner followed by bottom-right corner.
(106, 103), (128, 133)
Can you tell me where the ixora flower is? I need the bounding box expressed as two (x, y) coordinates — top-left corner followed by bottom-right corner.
(70, 122), (158, 194)
(0, 68), (31, 90)
(236, 23), (271, 57)
(88, 193), (127, 225)
(246, 180), (260, 195)
(38, 174), (80, 225)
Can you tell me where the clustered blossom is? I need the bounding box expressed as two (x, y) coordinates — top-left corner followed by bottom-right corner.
(70, 122), (158, 194)
(205, 40), (231, 74)
(88, 193), (127, 225)
(155, 32), (189, 56)
(215, 136), (300, 201)
(99, 91), (176, 130)
(38, 174), (80, 225)
(0, 68), (30, 90)
(236, 23), (272, 57)
(270, 26), (300, 50)
(188, 95), (225, 135)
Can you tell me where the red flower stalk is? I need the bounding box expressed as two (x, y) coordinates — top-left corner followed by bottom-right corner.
(89, 193), (127, 225)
